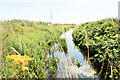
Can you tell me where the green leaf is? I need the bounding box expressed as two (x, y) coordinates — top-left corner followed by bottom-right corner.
(94, 54), (99, 57)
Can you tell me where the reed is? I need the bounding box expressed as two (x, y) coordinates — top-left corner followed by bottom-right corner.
(1, 19), (75, 78)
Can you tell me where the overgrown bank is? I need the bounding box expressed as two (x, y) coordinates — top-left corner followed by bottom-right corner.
(72, 18), (119, 79)
(1, 19), (75, 78)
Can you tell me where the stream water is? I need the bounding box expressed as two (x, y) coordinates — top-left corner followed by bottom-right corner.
(48, 29), (98, 78)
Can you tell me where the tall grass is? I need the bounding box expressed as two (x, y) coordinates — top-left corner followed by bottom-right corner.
(1, 19), (75, 78)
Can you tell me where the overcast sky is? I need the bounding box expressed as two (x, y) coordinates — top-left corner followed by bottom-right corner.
(0, 0), (119, 24)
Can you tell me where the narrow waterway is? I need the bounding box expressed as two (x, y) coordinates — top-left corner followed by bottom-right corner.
(49, 29), (98, 78)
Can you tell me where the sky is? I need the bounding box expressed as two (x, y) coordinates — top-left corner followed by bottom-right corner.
(0, 0), (119, 24)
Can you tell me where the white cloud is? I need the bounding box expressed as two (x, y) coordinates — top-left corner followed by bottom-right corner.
(68, 65), (96, 77)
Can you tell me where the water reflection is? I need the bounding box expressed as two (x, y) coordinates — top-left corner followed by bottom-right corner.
(50, 29), (98, 78)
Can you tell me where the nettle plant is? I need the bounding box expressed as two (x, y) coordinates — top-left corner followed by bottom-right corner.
(72, 18), (119, 79)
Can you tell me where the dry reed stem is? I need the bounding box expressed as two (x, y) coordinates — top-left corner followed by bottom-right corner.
(9, 46), (20, 55)
(50, 26), (82, 78)
(98, 47), (107, 77)
(98, 61), (104, 77)
(53, 35), (63, 78)
(84, 29), (91, 64)
(20, 41), (22, 52)
(111, 66), (113, 79)
(105, 61), (109, 80)
(54, 29), (69, 78)
(61, 27), (76, 78)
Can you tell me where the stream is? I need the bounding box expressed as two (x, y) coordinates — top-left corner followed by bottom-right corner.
(48, 29), (98, 78)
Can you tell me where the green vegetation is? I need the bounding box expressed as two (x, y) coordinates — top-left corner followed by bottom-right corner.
(72, 18), (120, 79)
(1, 19), (75, 78)
(1, 18), (119, 79)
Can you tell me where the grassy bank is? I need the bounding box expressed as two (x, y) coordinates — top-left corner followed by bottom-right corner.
(1, 19), (75, 78)
(72, 18), (119, 79)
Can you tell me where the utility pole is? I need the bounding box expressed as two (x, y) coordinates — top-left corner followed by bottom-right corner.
(118, 2), (120, 76)
(118, 1), (120, 21)
(118, 1), (120, 30)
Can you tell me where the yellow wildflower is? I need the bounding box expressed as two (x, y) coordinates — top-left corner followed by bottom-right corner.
(22, 55), (34, 61)
(12, 62), (19, 68)
(21, 66), (28, 71)
(22, 60), (28, 65)
(6, 55), (11, 59)
(28, 58), (34, 61)
(6, 54), (34, 71)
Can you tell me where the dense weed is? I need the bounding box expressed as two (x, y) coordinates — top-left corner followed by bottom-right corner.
(1, 19), (75, 78)
(72, 18), (119, 79)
